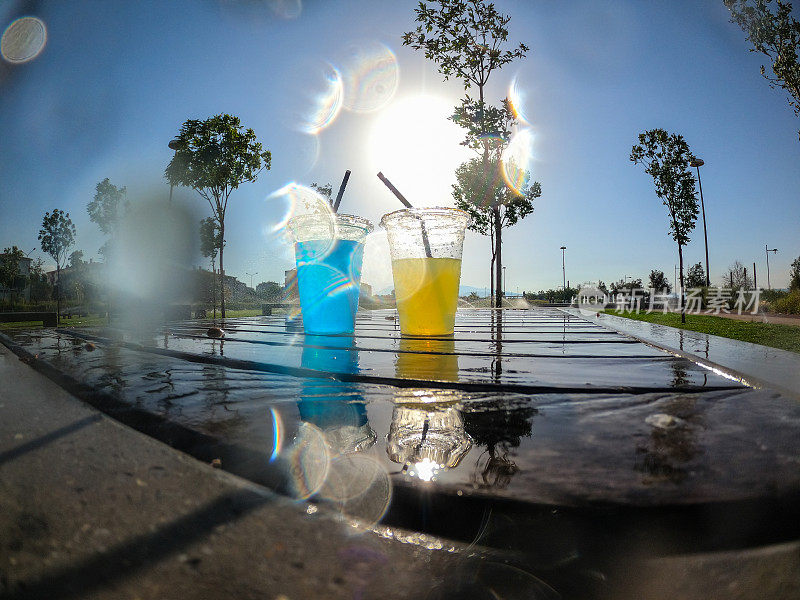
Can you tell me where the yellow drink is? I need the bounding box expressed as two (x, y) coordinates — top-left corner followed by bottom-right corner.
(392, 257), (462, 336)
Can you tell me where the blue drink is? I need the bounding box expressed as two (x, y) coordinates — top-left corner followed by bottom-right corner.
(289, 213), (373, 335)
(295, 239), (364, 334)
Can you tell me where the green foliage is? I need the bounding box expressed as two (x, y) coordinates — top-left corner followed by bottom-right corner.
(28, 258), (52, 302)
(610, 278), (643, 294)
(0, 247), (25, 296)
(256, 281), (282, 300)
(38, 209), (76, 272)
(686, 262), (706, 288)
(452, 155), (540, 237)
(451, 97), (515, 153)
(631, 129), (698, 246)
(310, 182), (333, 200)
(790, 255), (800, 290)
(165, 114), (272, 214)
(199, 217), (222, 261)
(88, 178), (128, 236)
(761, 288), (788, 303)
(648, 269), (671, 292)
(402, 0), (528, 91)
(772, 289), (800, 313)
(68, 250), (84, 270)
(524, 287), (578, 303)
(725, 0), (800, 140)
(88, 178), (128, 259)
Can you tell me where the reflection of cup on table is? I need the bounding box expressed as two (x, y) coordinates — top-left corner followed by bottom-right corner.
(395, 338), (458, 382)
(381, 207), (469, 336)
(288, 213), (373, 335)
(386, 403), (472, 480)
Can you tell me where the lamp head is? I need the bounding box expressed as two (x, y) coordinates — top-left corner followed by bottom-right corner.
(690, 158), (704, 168)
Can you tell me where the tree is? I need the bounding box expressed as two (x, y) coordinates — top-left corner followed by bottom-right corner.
(38, 209), (76, 322)
(256, 281), (282, 300)
(724, 260), (753, 289)
(631, 129), (698, 323)
(649, 269), (671, 293)
(28, 258), (52, 303)
(199, 216), (223, 319)
(165, 114), (272, 318)
(790, 255), (800, 290)
(310, 182), (332, 201)
(610, 278), (643, 295)
(88, 178), (128, 259)
(68, 250), (85, 270)
(403, 0), (529, 308)
(0, 246), (25, 309)
(686, 262), (706, 288)
(725, 0), (800, 141)
(451, 99), (541, 303)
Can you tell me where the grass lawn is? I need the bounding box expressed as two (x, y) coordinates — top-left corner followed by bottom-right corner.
(215, 308), (261, 318)
(603, 310), (800, 354)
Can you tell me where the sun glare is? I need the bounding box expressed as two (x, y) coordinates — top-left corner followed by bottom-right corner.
(369, 95), (471, 207)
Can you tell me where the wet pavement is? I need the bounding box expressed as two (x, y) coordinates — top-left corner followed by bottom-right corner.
(2, 307), (800, 592)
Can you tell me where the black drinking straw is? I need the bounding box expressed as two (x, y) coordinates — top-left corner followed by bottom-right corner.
(376, 171), (432, 258)
(332, 169), (351, 213)
(377, 172), (413, 208)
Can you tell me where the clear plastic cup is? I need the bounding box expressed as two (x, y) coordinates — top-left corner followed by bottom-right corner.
(288, 213), (373, 335)
(381, 207), (470, 336)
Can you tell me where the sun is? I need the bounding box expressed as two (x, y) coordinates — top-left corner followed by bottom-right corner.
(369, 95), (471, 208)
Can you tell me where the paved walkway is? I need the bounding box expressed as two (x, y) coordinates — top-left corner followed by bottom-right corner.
(0, 343), (466, 600)
(575, 309), (800, 399)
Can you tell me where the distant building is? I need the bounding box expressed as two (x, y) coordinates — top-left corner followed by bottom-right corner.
(360, 282), (372, 298)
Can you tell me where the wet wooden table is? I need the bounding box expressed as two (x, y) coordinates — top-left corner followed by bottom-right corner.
(3, 307), (799, 597)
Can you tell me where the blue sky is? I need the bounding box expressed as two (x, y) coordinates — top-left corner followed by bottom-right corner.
(1, 0), (798, 292)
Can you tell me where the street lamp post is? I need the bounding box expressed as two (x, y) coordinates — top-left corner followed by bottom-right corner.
(502, 266), (507, 298)
(690, 157), (710, 287)
(245, 271), (258, 290)
(560, 246), (566, 290)
(765, 245), (778, 290)
(168, 138), (181, 203)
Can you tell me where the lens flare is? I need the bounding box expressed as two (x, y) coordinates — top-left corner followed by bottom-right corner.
(287, 423), (330, 499)
(340, 42), (399, 113)
(318, 454), (392, 527)
(1, 16), (46, 64)
(501, 128), (535, 195)
(303, 64), (343, 134)
(268, 407), (283, 462)
(268, 0), (302, 19)
(267, 182), (333, 234)
(360, 231), (393, 297)
(508, 75), (531, 125)
(296, 133), (321, 173)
